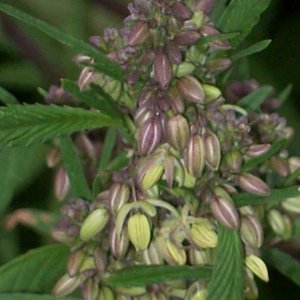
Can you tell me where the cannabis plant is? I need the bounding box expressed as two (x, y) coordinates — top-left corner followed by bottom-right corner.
(0, 0), (300, 300)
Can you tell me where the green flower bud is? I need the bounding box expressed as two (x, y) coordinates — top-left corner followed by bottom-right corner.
(225, 150), (242, 172)
(141, 163), (164, 190)
(166, 114), (191, 151)
(127, 213), (151, 251)
(98, 286), (115, 300)
(52, 274), (82, 297)
(240, 215), (263, 248)
(203, 84), (222, 103)
(189, 218), (218, 249)
(166, 240), (187, 265)
(175, 62), (196, 77)
(189, 248), (211, 266)
(67, 249), (86, 277)
(143, 242), (164, 265)
(281, 196), (300, 214)
(245, 255), (269, 282)
(116, 287), (147, 296)
(80, 208), (109, 242)
(244, 269), (259, 300)
(191, 289), (208, 300)
(267, 209), (292, 239)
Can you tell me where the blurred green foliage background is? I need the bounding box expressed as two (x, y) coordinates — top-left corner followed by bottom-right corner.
(0, 0), (299, 299)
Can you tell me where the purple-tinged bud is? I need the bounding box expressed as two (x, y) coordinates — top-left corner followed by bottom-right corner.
(171, 2), (192, 21)
(164, 155), (175, 187)
(54, 167), (70, 201)
(98, 286), (115, 300)
(246, 144), (271, 157)
(196, 0), (215, 14)
(167, 44), (182, 64)
(138, 117), (163, 156)
(109, 225), (129, 259)
(225, 150), (243, 172)
(143, 242), (164, 265)
(166, 115), (190, 151)
(200, 26), (230, 49)
(211, 188), (240, 229)
(82, 278), (99, 300)
(168, 87), (185, 114)
(138, 89), (154, 107)
(270, 157), (289, 177)
(67, 250), (86, 277)
(173, 31), (201, 46)
(89, 35), (107, 51)
(176, 76), (205, 104)
(241, 215), (264, 248)
(134, 106), (154, 127)
(75, 133), (97, 160)
(154, 50), (173, 88)
(184, 135), (205, 177)
(206, 58), (232, 74)
(189, 248), (211, 266)
(93, 248), (107, 272)
(78, 67), (94, 91)
(46, 147), (61, 168)
(288, 157), (300, 173)
(238, 173), (270, 196)
(205, 132), (221, 171)
(109, 183), (130, 215)
(127, 22), (149, 46)
(53, 274), (82, 297)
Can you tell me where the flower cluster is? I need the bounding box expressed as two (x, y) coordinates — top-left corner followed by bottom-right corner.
(47, 1), (300, 299)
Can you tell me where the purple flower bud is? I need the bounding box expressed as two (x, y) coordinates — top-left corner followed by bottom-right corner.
(184, 135), (205, 177)
(210, 190), (240, 229)
(154, 50), (173, 88)
(168, 87), (185, 114)
(67, 250), (85, 277)
(138, 89), (155, 107)
(205, 132), (221, 170)
(173, 31), (201, 46)
(206, 58), (232, 74)
(53, 274), (82, 297)
(166, 115), (191, 151)
(89, 35), (107, 52)
(238, 173), (270, 196)
(81, 278), (100, 300)
(134, 106), (154, 127)
(54, 168), (71, 201)
(127, 22), (150, 46)
(246, 144), (271, 157)
(109, 183), (130, 215)
(138, 117), (163, 156)
(176, 76), (205, 104)
(196, 0), (215, 14)
(171, 2), (192, 21)
(167, 44), (182, 64)
(270, 157), (289, 177)
(164, 155), (175, 187)
(46, 147), (61, 168)
(241, 215), (264, 248)
(109, 224), (129, 259)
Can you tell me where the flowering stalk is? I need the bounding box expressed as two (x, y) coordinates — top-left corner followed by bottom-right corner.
(47, 1), (300, 299)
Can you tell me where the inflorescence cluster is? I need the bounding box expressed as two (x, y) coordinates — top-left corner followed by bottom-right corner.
(46, 1), (300, 299)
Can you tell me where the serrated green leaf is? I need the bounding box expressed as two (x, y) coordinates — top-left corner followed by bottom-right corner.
(232, 39), (272, 61)
(0, 245), (69, 293)
(278, 84), (293, 105)
(283, 167), (300, 187)
(210, 0), (227, 23)
(105, 265), (212, 288)
(0, 145), (47, 215)
(0, 294), (80, 300)
(263, 248), (300, 286)
(0, 3), (123, 81)
(0, 87), (19, 105)
(233, 186), (300, 207)
(238, 86), (273, 112)
(0, 104), (121, 149)
(207, 226), (244, 300)
(217, 0), (271, 47)
(107, 150), (131, 172)
(62, 79), (123, 119)
(98, 128), (117, 172)
(242, 139), (287, 171)
(59, 136), (92, 200)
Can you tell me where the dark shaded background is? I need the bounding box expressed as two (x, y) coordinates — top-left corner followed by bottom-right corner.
(0, 0), (300, 299)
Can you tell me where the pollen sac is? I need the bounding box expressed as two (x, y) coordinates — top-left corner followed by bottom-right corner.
(154, 50), (173, 89)
(166, 114), (190, 151)
(79, 208), (109, 242)
(238, 173), (270, 196)
(138, 117), (163, 156)
(127, 213), (151, 251)
(183, 135), (205, 177)
(176, 75), (205, 104)
(205, 132), (221, 171)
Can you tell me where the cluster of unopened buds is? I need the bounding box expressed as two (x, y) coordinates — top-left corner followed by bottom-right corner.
(46, 0), (300, 299)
